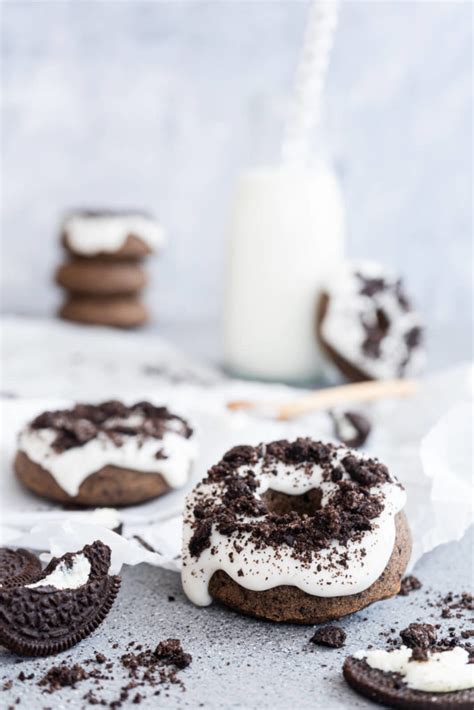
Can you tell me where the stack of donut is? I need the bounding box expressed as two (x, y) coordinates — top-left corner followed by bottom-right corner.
(56, 209), (164, 327)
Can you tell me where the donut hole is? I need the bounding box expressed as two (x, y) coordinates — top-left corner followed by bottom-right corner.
(262, 488), (322, 517)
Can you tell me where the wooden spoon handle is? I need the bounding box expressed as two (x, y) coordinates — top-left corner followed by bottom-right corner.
(276, 379), (418, 420)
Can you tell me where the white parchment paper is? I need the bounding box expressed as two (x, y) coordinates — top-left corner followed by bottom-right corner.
(1, 316), (472, 575)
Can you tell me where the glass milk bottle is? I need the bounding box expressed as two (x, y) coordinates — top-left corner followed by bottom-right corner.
(222, 163), (345, 384)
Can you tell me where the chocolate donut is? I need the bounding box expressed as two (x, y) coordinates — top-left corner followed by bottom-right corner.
(59, 294), (149, 328)
(15, 400), (196, 507)
(181, 439), (411, 623)
(56, 259), (147, 296)
(62, 209), (164, 260)
(317, 261), (425, 381)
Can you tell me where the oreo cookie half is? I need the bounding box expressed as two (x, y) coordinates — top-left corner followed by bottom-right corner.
(330, 410), (371, 448)
(343, 656), (474, 709)
(0, 548), (42, 589)
(0, 540), (120, 656)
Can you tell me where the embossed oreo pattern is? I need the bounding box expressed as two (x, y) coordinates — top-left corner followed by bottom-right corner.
(0, 549), (42, 589)
(0, 541), (120, 656)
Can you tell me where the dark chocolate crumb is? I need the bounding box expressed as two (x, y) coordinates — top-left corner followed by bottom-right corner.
(410, 646), (429, 662)
(310, 625), (346, 648)
(398, 575), (422, 596)
(400, 623), (437, 649)
(38, 664), (89, 693)
(154, 639), (192, 670)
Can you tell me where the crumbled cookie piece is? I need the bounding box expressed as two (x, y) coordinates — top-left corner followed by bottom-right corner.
(310, 625), (346, 648)
(398, 575), (422, 596)
(400, 623), (437, 649)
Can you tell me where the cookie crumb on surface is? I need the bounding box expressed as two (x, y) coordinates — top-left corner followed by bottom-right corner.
(399, 623), (437, 649)
(398, 575), (422, 596)
(38, 663), (89, 693)
(310, 625), (346, 648)
(154, 639), (192, 669)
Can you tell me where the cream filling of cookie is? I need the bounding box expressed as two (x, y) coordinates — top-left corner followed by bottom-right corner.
(26, 553), (91, 590)
(63, 214), (165, 255)
(321, 260), (425, 380)
(19, 420), (197, 497)
(181, 449), (406, 606)
(354, 646), (474, 693)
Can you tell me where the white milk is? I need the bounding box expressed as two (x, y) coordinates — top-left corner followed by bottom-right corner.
(222, 165), (345, 383)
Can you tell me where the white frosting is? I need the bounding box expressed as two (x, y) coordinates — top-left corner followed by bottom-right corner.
(26, 553), (91, 590)
(354, 646), (474, 693)
(182, 447), (406, 606)
(19, 414), (197, 497)
(321, 260), (425, 380)
(63, 213), (165, 255)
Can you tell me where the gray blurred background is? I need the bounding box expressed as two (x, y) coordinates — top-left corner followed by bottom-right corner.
(1, 1), (472, 363)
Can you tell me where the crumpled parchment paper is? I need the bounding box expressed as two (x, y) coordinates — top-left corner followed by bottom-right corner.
(1, 316), (472, 575)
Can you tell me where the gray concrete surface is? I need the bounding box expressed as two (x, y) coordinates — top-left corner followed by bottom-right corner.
(1, 526), (472, 709)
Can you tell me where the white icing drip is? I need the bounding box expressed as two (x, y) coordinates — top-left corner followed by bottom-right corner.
(354, 646), (474, 693)
(181, 448), (406, 606)
(19, 415), (197, 497)
(27, 553), (91, 590)
(321, 260), (425, 380)
(63, 214), (165, 255)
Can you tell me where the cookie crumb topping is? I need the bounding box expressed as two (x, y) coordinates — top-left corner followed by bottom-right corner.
(188, 439), (391, 564)
(182, 438), (406, 607)
(30, 400), (193, 453)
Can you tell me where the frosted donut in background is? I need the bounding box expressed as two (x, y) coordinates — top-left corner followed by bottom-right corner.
(15, 400), (197, 507)
(317, 260), (425, 382)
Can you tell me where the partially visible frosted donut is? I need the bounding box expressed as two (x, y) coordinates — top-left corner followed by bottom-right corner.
(317, 261), (425, 381)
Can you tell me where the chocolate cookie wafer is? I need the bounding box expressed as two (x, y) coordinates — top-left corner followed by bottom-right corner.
(344, 622), (474, 709)
(0, 548), (42, 589)
(0, 541), (120, 656)
(343, 652), (474, 709)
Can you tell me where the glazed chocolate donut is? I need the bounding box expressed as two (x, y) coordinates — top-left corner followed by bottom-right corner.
(55, 258), (147, 296)
(181, 439), (411, 623)
(317, 261), (425, 382)
(59, 294), (149, 328)
(15, 400), (196, 507)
